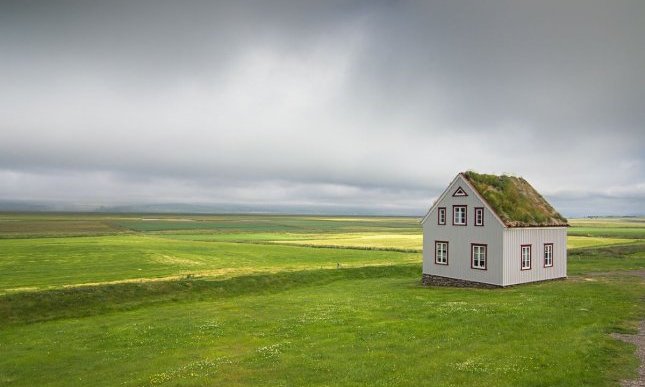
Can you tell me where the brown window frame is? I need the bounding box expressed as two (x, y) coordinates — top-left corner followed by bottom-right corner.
(544, 243), (554, 268)
(471, 243), (487, 270)
(521, 244), (532, 271)
(452, 205), (467, 226)
(474, 207), (484, 226)
(435, 241), (449, 265)
(437, 207), (446, 225)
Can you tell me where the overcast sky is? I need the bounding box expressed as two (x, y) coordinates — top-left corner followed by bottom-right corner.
(1, 0), (643, 216)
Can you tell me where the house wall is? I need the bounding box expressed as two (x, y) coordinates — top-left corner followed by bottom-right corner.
(422, 175), (504, 286)
(502, 227), (567, 286)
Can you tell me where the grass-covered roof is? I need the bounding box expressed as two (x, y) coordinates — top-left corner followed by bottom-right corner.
(462, 171), (568, 227)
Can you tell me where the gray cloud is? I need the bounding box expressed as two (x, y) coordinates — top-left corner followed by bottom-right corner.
(0, 0), (643, 216)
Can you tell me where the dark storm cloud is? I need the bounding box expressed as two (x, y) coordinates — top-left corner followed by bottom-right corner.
(0, 0), (643, 215)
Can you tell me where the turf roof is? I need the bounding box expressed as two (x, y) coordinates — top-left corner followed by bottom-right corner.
(462, 171), (569, 227)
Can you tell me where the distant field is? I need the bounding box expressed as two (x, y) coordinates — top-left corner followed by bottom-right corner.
(569, 218), (645, 239)
(112, 216), (418, 233)
(567, 236), (639, 249)
(273, 233), (422, 251)
(0, 214), (643, 386)
(0, 218), (123, 237)
(569, 218), (645, 228)
(1, 213), (643, 243)
(156, 226), (643, 253)
(0, 214), (642, 292)
(268, 234), (638, 251)
(0, 235), (417, 293)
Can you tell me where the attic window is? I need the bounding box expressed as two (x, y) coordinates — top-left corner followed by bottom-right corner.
(452, 186), (468, 197)
(453, 206), (467, 226)
(438, 207), (446, 225)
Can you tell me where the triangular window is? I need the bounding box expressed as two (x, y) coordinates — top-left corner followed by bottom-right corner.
(452, 186), (468, 197)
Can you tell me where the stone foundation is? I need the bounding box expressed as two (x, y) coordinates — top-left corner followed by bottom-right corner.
(421, 274), (501, 289)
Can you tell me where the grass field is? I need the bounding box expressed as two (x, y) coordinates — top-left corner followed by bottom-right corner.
(0, 213), (644, 386)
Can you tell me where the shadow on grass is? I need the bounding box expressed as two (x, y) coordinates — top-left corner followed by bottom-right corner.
(3, 242), (643, 328)
(0, 264), (421, 327)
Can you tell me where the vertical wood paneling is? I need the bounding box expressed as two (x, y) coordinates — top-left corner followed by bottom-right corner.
(423, 175), (568, 287)
(502, 228), (567, 286)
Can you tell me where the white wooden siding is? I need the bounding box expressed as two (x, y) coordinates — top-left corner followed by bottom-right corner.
(502, 228), (567, 286)
(423, 173), (569, 287)
(423, 175), (504, 286)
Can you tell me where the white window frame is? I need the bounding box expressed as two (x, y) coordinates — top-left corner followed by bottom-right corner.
(521, 245), (532, 270)
(435, 241), (448, 265)
(544, 243), (553, 267)
(471, 244), (487, 270)
(453, 206), (467, 226)
(474, 207), (484, 226)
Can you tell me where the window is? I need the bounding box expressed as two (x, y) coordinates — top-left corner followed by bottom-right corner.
(521, 245), (532, 270)
(453, 206), (467, 225)
(452, 186), (468, 197)
(474, 207), (484, 226)
(435, 241), (448, 265)
(544, 243), (553, 267)
(471, 244), (487, 270)
(438, 207), (446, 225)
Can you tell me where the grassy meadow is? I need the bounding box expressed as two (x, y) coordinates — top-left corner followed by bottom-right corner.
(0, 213), (644, 386)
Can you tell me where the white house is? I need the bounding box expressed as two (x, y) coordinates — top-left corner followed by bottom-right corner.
(421, 171), (568, 287)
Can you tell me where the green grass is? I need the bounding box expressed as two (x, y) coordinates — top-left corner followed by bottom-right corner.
(567, 236), (640, 249)
(0, 261), (642, 386)
(569, 218), (645, 228)
(273, 234), (638, 251)
(0, 213), (420, 237)
(567, 244), (645, 275)
(111, 216), (419, 233)
(0, 219), (125, 238)
(0, 214), (643, 386)
(159, 232), (640, 252)
(0, 235), (418, 293)
(157, 232), (424, 251)
(568, 227), (645, 239)
(569, 218), (645, 239)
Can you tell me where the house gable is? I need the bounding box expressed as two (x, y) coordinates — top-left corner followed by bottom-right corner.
(422, 171), (568, 287)
(421, 174), (505, 228)
(421, 173), (504, 227)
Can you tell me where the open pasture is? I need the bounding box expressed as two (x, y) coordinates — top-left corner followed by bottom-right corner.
(0, 214), (644, 386)
(569, 217), (645, 239)
(0, 235), (417, 294)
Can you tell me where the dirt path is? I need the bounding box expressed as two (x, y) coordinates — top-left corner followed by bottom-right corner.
(612, 321), (645, 387)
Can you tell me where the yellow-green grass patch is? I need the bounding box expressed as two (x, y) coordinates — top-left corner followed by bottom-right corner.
(273, 233), (422, 251)
(569, 217), (645, 228)
(0, 234), (419, 293)
(567, 236), (641, 249)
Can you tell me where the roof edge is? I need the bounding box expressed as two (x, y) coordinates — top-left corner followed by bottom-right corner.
(458, 173), (507, 228)
(461, 171), (569, 227)
(420, 174), (461, 224)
